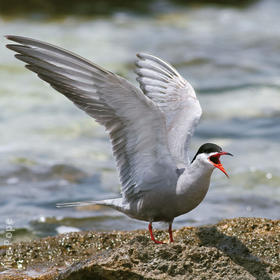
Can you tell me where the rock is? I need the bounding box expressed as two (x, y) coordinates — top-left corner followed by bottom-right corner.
(0, 217), (279, 280)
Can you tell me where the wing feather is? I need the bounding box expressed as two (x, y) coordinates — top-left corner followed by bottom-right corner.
(6, 36), (177, 200)
(136, 53), (202, 166)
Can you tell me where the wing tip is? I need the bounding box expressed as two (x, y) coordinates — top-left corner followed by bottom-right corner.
(5, 34), (13, 40)
(5, 36), (28, 52)
(5, 43), (14, 51)
(136, 52), (152, 60)
(5, 35), (46, 48)
(5, 35), (23, 42)
(6, 43), (27, 52)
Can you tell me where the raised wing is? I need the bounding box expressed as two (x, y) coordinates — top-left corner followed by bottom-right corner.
(135, 53), (202, 166)
(6, 36), (177, 200)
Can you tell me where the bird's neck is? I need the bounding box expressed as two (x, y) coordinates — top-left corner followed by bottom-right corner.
(178, 162), (213, 193)
(175, 160), (214, 215)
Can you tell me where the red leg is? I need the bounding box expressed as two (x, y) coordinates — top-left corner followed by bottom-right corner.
(168, 222), (174, 243)
(148, 222), (163, 244)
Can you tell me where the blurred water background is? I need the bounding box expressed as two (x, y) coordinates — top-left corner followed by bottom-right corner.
(0, 0), (280, 243)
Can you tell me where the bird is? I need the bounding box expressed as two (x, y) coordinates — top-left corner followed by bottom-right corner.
(6, 35), (233, 244)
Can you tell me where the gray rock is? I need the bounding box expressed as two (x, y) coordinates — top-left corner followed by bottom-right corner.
(0, 217), (279, 280)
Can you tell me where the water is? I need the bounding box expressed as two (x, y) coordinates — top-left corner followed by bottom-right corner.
(0, 0), (280, 242)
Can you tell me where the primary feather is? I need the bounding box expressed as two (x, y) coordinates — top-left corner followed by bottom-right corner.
(136, 53), (202, 166)
(6, 36), (179, 201)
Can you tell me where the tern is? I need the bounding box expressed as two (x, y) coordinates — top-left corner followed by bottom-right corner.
(6, 36), (233, 244)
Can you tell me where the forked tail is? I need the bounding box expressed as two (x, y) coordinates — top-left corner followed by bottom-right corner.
(56, 198), (124, 211)
(56, 201), (98, 208)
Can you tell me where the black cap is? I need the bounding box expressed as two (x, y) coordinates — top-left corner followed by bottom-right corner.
(191, 143), (222, 163)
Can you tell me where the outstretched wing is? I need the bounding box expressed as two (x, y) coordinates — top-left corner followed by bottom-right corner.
(6, 36), (177, 200)
(135, 53), (202, 166)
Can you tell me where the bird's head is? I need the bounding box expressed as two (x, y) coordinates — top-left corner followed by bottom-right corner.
(191, 143), (233, 177)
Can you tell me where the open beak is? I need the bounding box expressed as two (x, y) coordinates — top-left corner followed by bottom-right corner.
(208, 152), (233, 178)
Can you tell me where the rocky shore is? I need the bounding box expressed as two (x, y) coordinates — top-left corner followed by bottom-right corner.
(0, 217), (279, 280)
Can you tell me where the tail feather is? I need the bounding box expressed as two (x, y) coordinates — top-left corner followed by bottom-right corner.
(56, 198), (124, 211)
(56, 201), (97, 208)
